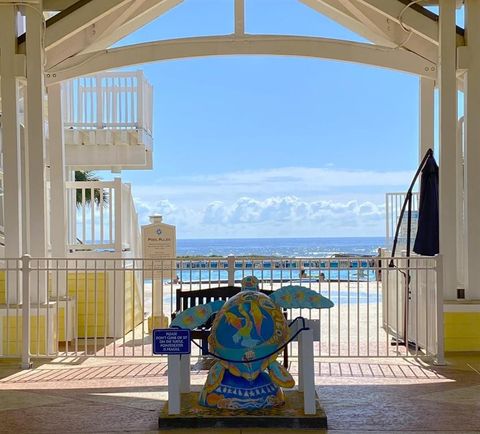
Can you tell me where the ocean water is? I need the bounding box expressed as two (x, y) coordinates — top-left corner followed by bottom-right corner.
(177, 236), (385, 258)
(171, 237), (384, 283)
(147, 237), (385, 309)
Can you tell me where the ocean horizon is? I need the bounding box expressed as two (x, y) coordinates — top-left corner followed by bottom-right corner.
(176, 236), (385, 258)
(144, 237), (385, 305)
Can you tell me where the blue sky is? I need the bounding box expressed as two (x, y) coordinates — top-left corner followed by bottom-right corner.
(99, 0), (449, 239)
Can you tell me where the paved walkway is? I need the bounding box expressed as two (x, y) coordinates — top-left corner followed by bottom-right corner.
(0, 354), (479, 433)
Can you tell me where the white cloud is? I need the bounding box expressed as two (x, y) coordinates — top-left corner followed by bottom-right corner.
(132, 194), (385, 238)
(202, 196), (384, 226)
(128, 166), (401, 237)
(135, 198), (200, 230)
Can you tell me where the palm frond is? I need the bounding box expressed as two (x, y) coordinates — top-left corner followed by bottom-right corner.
(75, 171), (109, 207)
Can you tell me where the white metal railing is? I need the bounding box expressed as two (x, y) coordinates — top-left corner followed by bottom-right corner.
(121, 183), (141, 259)
(62, 71), (153, 136)
(0, 255), (443, 364)
(65, 178), (141, 257)
(380, 251), (442, 361)
(385, 192), (419, 250)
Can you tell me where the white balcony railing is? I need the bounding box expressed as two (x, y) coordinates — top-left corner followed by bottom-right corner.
(62, 71), (153, 136)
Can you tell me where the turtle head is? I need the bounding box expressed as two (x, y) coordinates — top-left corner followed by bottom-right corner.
(241, 275), (260, 292)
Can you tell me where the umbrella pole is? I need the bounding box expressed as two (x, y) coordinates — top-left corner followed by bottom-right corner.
(404, 194), (412, 349)
(389, 149), (433, 350)
(392, 194), (412, 350)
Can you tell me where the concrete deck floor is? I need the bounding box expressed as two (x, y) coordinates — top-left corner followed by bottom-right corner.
(0, 353), (479, 433)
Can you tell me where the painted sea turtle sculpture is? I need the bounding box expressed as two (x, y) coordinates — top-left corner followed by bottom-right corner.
(170, 275), (333, 410)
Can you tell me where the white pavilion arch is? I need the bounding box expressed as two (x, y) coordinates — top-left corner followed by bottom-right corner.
(0, 0), (478, 359)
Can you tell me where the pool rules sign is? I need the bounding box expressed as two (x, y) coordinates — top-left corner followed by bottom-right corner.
(142, 215), (176, 280)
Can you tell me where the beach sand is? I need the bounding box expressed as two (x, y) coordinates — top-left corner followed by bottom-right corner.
(82, 280), (423, 359)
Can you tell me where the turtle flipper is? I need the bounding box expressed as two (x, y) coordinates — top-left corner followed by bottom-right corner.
(199, 361), (226, 406)
(271, 285), (334, 309)
(170, 300), (225, 329)
(268, 360), (295, 388)
(204, 361), (226, 393)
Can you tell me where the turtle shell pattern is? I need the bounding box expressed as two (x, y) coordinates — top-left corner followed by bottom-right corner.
(208, 290), (288, 381)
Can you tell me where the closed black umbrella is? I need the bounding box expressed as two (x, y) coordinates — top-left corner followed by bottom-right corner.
(388, 149), (437, 349)
(413, 155), (439, 256)
(390, 148), (434, 260)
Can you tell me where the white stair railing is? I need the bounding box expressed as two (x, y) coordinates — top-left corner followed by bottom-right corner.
(65, 178), (142, 256)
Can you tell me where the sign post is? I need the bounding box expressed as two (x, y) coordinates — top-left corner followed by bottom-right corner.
(153, 328), (191, 415)
(142, 215), (176, 332)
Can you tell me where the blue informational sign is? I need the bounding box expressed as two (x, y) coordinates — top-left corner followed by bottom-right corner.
(152, 329), (191, 355)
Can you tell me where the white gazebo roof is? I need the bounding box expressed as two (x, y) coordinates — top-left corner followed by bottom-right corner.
(32, 1), (462, 83)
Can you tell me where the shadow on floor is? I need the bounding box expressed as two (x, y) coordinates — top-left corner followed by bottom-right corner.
(0, 354), (479, 433)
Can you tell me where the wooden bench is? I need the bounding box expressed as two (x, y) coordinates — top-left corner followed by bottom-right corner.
(171, 285), (288, 367)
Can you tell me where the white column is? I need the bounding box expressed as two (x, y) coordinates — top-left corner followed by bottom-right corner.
(152, 278), (164, 328)
(48, 83), (67, 296)
(463, 0), (480, 300)
(25, 1), (48, 303)
(114, 177), (123, 254)
(20, 121), (28, 260)
(0, 5), (23, 259)
(456, 117), (465, 291)
(47, 84), (67, 258)
(66, 169), (75, 248)
(0, 5), (23, 304)
(419, 78), (435, 162)
(438, 0), (458, 300)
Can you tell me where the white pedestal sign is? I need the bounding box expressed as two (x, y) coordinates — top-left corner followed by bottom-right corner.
(142, 215), (176, 280)
(142, 215), (176, 331)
